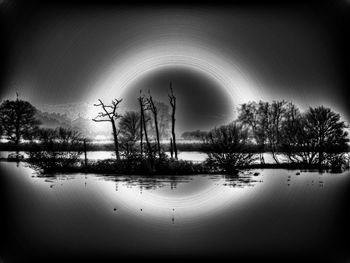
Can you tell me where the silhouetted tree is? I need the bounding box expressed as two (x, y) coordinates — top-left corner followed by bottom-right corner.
(304, 106), (349, 168)
(0, 105), (3, 138)
(324, 152), (349, 172)
(170, 137), (174, 158)
(146, 92), (161, 157)
(205, 122), (257, 174)
(266, 100), (287, 164)
(119, 111), (141, 155)
(237, 100), (350, 169)
(139, 92), (153, 157)
(237, 101), (271, 164)
(119, 111), (141, 142)
(168, 82), (178, 159)
(142, 100), (170, 143)
(138, 91), (144, 155)
(83, 137), (89, 166)
(279, 102), (304, 163)
(278, 105), (349, 169)
(92, 99), (122, 160)
(238, 102), (261, 160)
(0, 95), (41, 152)
(277, 114), (318, 165)
(255, 101), (270, 163)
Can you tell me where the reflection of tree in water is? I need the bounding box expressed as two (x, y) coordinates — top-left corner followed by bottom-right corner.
(104, 173), (262, 191)
(102, 175), (193, 191)
(38, 173), (262, 191)
(222, 171), (263, 188)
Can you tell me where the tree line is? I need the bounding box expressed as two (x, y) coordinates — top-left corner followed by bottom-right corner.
(0, 85), (180, 173)
(0, 92), (349, 174)
(204, 100), (349, 172)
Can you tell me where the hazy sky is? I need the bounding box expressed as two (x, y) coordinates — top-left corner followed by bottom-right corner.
(1, 1), (349, 134)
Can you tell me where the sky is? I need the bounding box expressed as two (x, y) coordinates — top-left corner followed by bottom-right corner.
(122, 66), (233, 132)
(1, 0), (349, 136)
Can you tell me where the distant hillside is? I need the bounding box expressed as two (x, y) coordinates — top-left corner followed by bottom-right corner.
(181, 130), (208, 141)
(35, 110), (72, 129)
(71, 115), (97, 138)
(35, 110), (106, 139)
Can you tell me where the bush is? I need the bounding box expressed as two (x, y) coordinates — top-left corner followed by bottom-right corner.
(27, 127), (83, 172)
(204, 122), (258, 174)
(324, 153), (349, 172)
(85, 153), (204, 175)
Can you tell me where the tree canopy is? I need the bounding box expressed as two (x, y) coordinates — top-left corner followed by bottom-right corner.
(0, 98), (41, 145)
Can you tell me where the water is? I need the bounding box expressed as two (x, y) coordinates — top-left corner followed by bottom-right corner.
(0, 151), (293, 164)
(0, 151), (207, 162)
(1, 162), (349, 262)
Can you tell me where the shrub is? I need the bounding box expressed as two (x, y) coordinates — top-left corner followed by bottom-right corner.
(27, 127), (83, 172)
(204, 122), (258, 174)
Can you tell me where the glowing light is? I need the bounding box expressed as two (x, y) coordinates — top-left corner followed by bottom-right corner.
(87, 41), (266, 111)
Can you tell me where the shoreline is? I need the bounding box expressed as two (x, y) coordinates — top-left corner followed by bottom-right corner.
(2, 158), (348, 176)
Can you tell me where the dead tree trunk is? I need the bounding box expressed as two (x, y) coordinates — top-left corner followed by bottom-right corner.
(139, 94), (152, 157)
(147, 93), (161, 157)
(111, 119), (120, 160)
(139, 92), (143, 155)
(168, 82), (178, 160)
(83, 138), (88, 166)
(139, 93), (155, 172)
(92, 98), (122, 161)
(170, 138), (174, 159)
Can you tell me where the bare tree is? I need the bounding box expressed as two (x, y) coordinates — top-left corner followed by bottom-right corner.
(139, 91), (144, 155)
(0, 94), (41, 153)
(92, 99), (122, 160)
(83, 138), (88, 166)
(138, 92), (152, 157)
(237, 101), (270, 164)
(279, 104), (349, 169)
(266, 100), (287, 164)
(280, 102), (304, 163)
(119, 111), (141, 155)
(119, 111), (141, 142)
(205, 122), (257, 174)
(168, 82), (178, 159)
(304, 106), (349, 168)
(255, 101), (269, 163)
(237, 102), (261, 161)
(170, 137), (174, 158)
(146, 91), (161, 157)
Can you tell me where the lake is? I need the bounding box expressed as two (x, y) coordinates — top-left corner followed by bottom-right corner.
(0, 150), (208, 163)
(1, 162), (349, 262)
(0, 150), (285, 164)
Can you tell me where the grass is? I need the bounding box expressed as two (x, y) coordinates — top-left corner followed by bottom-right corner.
(2, 142), (348, 175)
(22, 155), (349, 176)
(0, 142), (260, 152)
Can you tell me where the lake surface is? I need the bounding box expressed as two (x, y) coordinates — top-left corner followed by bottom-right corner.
(1, 162), (349, 262)
(0, 150), (286, 164)
(0, 150), (208, 162)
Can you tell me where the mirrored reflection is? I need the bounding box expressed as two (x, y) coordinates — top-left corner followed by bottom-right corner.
(222, 172), (263, 188)
(30, 169), (264, 225)
(95, 172), (262, 191)
(2, 162), (349, 260)
(100, 174), (194, 191)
